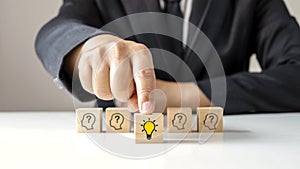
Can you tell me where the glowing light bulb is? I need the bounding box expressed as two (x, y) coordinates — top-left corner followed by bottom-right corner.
(141, 119), (158, 140)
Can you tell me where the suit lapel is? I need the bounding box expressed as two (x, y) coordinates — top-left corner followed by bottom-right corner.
(189, 0), (210, 27)
(184, 0), (212, 78)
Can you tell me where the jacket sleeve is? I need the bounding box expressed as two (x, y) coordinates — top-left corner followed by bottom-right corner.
(35, 0), (114, 105)
(198, 0), (300, 114)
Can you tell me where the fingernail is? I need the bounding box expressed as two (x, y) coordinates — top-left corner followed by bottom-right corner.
(142, 101), (152, 114)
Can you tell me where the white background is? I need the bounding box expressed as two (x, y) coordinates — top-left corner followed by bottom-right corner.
(0, 0), (299, 111)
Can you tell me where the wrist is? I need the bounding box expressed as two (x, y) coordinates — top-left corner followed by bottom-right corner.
(157, 80), (211, 109)
(182, 82), (211, 107)
(156, 80), (180, 107)
(62, 43), (83, 78)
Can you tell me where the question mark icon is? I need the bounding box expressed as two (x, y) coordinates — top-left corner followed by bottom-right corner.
(115, 115), (120, 123)
(109, 113), (124, 130)
(172, 113), (187, 130)
(204, 113), (218, 130)
(86, 115), (92, 123)
(178, 115), (183, 123)
(209, 115), (214, 123)
(81, 113), (96, 130)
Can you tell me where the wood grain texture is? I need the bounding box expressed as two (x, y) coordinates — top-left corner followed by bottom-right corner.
(167, 107), (192, 133)
(105, 108), (131, 133)
(76, 108), (102, 133)
(197, 107), (223, 132)
(134, 113), (164, 143)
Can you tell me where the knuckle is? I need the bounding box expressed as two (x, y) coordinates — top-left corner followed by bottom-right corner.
(134, 43), (148, 51)
(115, 40), (126, 49)
(79, 77), (93, 94)
(114, 41), (126, 57)
(78, 54), (89, 67)
(138, 88), (151, 96)
(137, 89), (151, 101)
(110, 41), (127, 63)
(94, 87), (113, 100)
(81, 83), (92, 93)
(111, 82), (134, 100)
(114, 91), (130, 102)
(139, 69), (155, 80)
(81, 48), (103, 66)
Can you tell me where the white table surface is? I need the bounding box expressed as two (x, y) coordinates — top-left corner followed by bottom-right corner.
(0, 112), (299, 169)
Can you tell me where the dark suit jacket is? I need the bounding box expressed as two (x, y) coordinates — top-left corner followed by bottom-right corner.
(35, 0), (300, 114)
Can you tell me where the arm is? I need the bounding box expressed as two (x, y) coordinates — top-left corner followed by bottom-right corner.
(199, 0), (300, 114)
(155, 80), (211, 112)
(35, 0), (112, 102)
(35, 0), (157, 112)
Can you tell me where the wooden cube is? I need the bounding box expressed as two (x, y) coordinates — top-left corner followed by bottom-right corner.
(197, 107), (223, 132)
(105, 107), (131, 133)
(134, 113), (164, 143)
(167, 107), (192, 133)
(76, 108), (102, 133)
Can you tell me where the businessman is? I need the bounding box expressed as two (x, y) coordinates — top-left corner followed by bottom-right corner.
(35, 0), (300, 114)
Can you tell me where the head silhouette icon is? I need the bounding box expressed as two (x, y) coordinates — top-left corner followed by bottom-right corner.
(204, 113), (219, 130)
(81, 113), (96, 130)
(109, 113), (124, 130)
(172, 113), (187, 130)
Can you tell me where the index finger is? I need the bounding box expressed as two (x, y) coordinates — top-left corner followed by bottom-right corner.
(131, 45), (156, 114)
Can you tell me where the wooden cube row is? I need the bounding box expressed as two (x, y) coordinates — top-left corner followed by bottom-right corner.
(76, 107), (223, 143)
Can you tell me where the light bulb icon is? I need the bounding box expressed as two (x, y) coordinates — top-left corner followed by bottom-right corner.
(141, 118), (158, 140)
